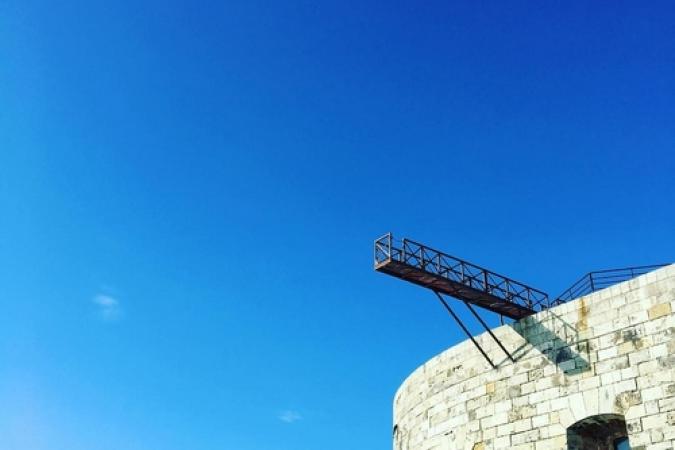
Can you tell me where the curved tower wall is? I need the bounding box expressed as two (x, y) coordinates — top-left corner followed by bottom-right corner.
(393, 264), (675, 450)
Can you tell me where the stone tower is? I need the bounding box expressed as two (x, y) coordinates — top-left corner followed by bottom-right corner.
(393, 264), (675, 450)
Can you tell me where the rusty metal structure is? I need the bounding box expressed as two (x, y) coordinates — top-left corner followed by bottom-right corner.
(374, 233), (549, 319)
(374, 232), (668, 368)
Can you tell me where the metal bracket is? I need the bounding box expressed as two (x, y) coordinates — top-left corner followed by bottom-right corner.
(462, 300), (514, 362)
(433, 291), (495, 369)
(433, 291), (515, 368)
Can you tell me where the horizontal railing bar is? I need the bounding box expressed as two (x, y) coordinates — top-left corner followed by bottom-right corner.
(587, 264), (668, 275)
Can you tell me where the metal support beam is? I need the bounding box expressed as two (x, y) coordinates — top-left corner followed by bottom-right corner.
(463, 301), (515, 363)
(433, 291), (495, 369)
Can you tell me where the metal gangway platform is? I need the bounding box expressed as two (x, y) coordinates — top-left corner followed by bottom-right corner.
(374, 233), (550, 319)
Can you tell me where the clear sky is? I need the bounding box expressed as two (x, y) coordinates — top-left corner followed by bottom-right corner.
(1, 2), (674, 450)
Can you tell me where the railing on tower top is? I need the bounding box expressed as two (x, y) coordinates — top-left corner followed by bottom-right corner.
(374, 233), (551, 313)
(553, 264), (669, 304)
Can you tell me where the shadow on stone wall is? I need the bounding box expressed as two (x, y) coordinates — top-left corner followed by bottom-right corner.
(509, 309), (591, 375)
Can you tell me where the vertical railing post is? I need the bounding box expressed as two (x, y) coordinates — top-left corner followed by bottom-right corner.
(387, 232), (392, 261)
(373, 238), (377, 265)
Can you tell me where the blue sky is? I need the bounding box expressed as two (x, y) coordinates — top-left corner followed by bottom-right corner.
(1, 1), (674, 449)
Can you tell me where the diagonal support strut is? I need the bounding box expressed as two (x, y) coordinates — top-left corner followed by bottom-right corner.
(462, 300), (515, 363)
(433, 291), (495, 369)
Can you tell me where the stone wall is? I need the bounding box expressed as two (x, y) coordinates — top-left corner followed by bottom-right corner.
(393, 264), (675, 450)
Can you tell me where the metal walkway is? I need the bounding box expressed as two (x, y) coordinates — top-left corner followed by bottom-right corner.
(374, 233), (549, 319)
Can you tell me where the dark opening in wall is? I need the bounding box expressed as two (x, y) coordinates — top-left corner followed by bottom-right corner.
(567, 414), (630, 450)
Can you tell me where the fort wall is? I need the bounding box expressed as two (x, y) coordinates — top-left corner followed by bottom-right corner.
(393, 264), (675, 450)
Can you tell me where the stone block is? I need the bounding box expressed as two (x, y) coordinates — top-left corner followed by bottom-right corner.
(648, 303), (671, 320)
(642, 413), (668, 430)
(511, 429), (539, 445)
(493, 435), (510, 448)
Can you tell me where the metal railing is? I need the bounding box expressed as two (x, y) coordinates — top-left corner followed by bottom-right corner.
(554, 264), (669, 303)
(374, 233), (550, 311)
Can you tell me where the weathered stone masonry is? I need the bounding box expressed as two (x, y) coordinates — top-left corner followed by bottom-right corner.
(393, 264), (675, 450)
